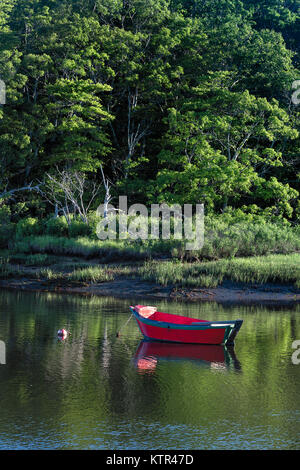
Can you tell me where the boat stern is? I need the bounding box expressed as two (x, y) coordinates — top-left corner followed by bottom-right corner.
(224, 319), (243, 346)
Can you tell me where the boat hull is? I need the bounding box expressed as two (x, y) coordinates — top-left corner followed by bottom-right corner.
(130, 307), (243, 345)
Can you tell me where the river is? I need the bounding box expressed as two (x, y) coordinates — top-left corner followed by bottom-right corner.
(0, 290), (299, 450)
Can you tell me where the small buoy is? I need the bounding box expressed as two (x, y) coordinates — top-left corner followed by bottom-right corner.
(57, 328), (68, 338)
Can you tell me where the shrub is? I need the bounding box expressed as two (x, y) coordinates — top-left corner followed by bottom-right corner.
(68, 219), (91, 238)
(87, 211), (101, 239)
(16, 217), (41, 239)
(0, 205), (11, 224)
(45, 217), (69, 236)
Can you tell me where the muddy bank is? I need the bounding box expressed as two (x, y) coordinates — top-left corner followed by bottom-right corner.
(0, 277), (299, 305)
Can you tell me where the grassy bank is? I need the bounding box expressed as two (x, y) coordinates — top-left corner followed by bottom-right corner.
(139, 254), (300, 289)
(11, 236), (150, 262)
(1, 216), (300, 291)
(1, 253), (299, 290)
(2, 215), (300, 262)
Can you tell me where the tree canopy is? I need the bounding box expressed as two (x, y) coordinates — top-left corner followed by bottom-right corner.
(0, 0), (299, 220)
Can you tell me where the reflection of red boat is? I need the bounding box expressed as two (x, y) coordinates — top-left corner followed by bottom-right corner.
(134, 340), (241, 373)
(136, 340), (226, 363)
(130, 305), (243, 345)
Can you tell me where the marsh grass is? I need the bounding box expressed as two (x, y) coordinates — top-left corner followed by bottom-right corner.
(1, 252), (299, 290)
(68, 266), (114, 283)
(9, 253), (53, 266)
(34, 265), (116, 283)
(0, 259), (24, 278)
(38, 268), (61, 280)
(202, 221), (300, 259)
(139, 254), (300, 288)
(12, 236), (150, 261)
(3, 219), (300, 289)
(10, 219), (300, 263)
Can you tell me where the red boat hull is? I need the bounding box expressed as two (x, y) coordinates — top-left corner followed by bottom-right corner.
(130, 306), (243, 345)
(135, 317), (226, 344)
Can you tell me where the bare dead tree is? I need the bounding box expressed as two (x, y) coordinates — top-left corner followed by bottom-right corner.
(41, 169), (101, 225)
(126, 87), (150, 178)
(100, 164), (112, 219)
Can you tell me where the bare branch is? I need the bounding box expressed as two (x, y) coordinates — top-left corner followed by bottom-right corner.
(0, 183), (42, 201)
(100, 164), (112, 219)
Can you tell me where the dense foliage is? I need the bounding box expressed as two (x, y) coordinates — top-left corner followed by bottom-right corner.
(0, 0), (299, 222)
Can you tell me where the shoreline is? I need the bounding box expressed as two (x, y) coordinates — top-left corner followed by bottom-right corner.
(0, 277), (299, 305)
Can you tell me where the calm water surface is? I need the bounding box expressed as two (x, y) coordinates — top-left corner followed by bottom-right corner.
(0, 290), (299, 450)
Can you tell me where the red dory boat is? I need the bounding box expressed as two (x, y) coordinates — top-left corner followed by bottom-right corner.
(130, 305), (243, 345)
